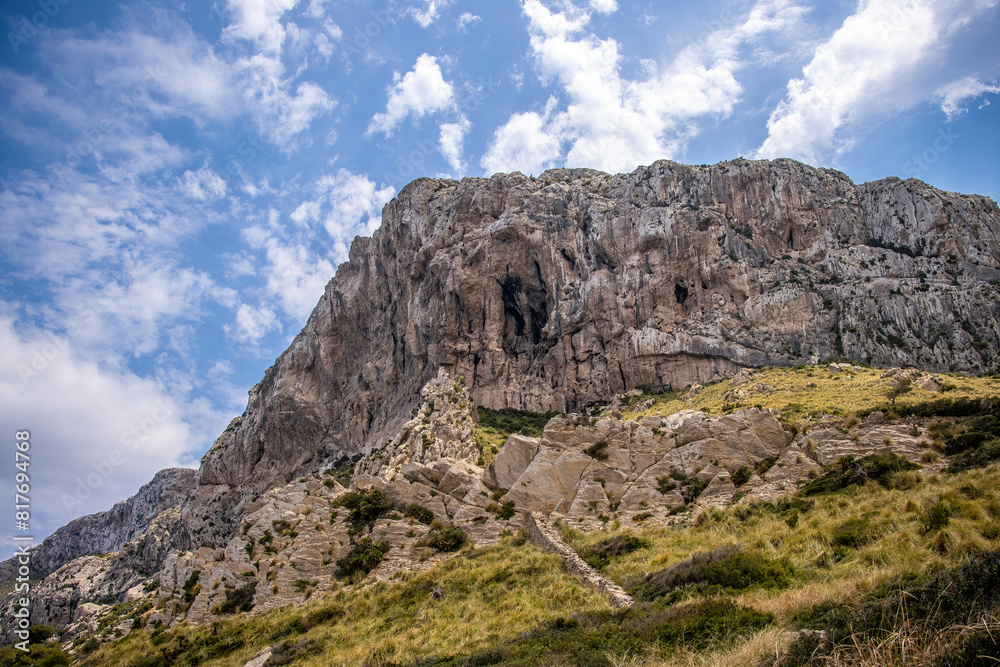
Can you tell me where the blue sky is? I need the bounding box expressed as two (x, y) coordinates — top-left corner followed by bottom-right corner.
(0, 0), (998, 543)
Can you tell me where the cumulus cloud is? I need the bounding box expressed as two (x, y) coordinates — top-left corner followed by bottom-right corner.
(439, 116), (472, 173)
(262, 239), (335, 319)
(223, 0), (299, 53)
(0, 318), (201, 537)
(756, 0), (1000, 162)
(589, 0), (618, 14)
(228, 302), (280, 343)
(482, 0), (806, 174)
(367, 54), (456, 135)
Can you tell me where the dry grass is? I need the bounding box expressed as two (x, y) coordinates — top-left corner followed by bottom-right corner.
(623, 366), (999, 423)
(82, 539), (613, 667)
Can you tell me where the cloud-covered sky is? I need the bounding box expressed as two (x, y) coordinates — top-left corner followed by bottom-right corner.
(1, 0), (998, 542)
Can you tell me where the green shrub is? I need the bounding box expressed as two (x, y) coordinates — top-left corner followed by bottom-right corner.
(584, 440), (609, 461)
(802, 453), (920, 496)
(404, 503), (435, 525)
(638, 546), (793, 600)
(731, 466), (752, 487)
(214, 581), (257, 615)
(755, 456), (778, 476)
(579, 535), (648, 570)
(182, 570), (201, 603)
(922, 499), (953, 533)
(331, 488), (394, 529)
(420, 523), (467, 552)
(335, 538), (390, 578)
(778, 549), (1000, 666)
(832, 517), (876, 548)
(655, 476), (677, 494)
(264, 638), (324, 666)
(475, 407), (559, 438)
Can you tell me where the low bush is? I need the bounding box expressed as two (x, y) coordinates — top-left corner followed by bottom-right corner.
(637, 545), (793, 601)
(801, 453), (920, 496)
(404, 503), (435, 525)
(731, 466), (752, 487)
(214, 581), (257, 615)
(335, 538), (390, 578)
(475, 407), (559, 438)
(419, 523), (467, 552)
(331, 488), (394, 529)
(832, 517), (876, 548)
(579, 535), (648, 570)
(584, 440), (609, 461)
(776, 549), (1000, 666)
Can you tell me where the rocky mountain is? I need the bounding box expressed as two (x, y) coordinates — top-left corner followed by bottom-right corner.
(0, 468), (196, 582)
(190, 158), (1000, 548)
(4, 158), (1000, 652)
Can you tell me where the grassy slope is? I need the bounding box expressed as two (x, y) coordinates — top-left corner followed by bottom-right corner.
(78, 367), (1000, 667)
(623, 366), (1000, 422)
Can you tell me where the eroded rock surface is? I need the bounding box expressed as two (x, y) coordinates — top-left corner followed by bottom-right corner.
(193, 159), (1000, 546)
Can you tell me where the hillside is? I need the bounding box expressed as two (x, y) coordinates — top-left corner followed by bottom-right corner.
(5, 364), (999, 666)
(3, 159), (1000, 665)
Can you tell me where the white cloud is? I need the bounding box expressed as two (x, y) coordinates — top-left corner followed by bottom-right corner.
(305, 0), (329, 19)
(457, 12), (482, 30)
(938, 77), (1000, 120)
(237, 55), (337, 150)
(0, 318), (201, 536)
(589, 0), (618, 14)
(756, 0), (1000, 162)
(367, 54), (456, 135)
(223, 0), (298, 53)
(228, 303), (280, 343)
(181, 167), (227, 201)
(318, 169), (396, 259)
(262, 239), (335, 319)
(482, 103), (562, 175)
(410, 0), (451, 27)
(483, 0), (806, 174)
(440, 116), (472, 173)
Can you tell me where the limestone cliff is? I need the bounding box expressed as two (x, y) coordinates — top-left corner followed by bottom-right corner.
(0, 468), (196, 582)
(191, 158), (1000, 547)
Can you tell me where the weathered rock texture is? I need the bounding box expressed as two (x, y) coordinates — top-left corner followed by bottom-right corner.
(0, 468), (196, 582)
(193, 159), (1000, 545)
(7, 159), (1000, 644)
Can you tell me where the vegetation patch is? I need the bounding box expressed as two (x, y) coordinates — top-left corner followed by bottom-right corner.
(418, 522), (468, 552)
(801, 453), (920, 495)
(0, 626), (70, 667)
(335, 537), (391, 578)
(584, 440), (610, 461)
(578, 535), (649, 570)
(324, 454), (362, 489)
(775, 550), (1000, 666)
(213, 581), (257, 615)
(637, 545), (793, 601)
(404, 503), (435, 525)
(330, 488), (394, 530)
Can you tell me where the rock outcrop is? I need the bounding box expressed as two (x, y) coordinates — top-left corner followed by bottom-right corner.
(193, 159), (1000, 546)
(7, 159), (1000, 646)
(0, 468), (196, 582)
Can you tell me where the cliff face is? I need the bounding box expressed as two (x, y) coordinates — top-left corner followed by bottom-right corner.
(189, 159), (1000, 546)
(0, 468), (197, 583)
